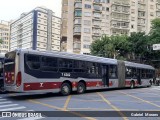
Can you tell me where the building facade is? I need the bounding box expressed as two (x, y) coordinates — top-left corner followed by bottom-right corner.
(10, 7), (61, 51)
(0, 20), (10, 53)
(61, 0), (160, 54)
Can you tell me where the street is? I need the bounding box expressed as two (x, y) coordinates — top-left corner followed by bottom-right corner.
(0, 86), (160, 120)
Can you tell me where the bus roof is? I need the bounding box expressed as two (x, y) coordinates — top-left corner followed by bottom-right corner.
(24, 49), (117, 65)
(124, 61), (154, 70)
(12, 49), (155, 70)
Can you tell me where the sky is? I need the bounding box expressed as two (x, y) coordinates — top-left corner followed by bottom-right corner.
(0, 0), (62, 21)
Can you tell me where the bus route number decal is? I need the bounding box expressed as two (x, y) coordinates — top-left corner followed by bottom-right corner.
(61, 73), (71, 77)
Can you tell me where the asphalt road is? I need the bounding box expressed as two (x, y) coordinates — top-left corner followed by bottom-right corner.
(0, 86), (160, 120)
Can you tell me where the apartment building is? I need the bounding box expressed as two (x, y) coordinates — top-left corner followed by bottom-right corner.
(0, 20), (10, 53)
(10, 7), (61, 51)
(61, 0), (160, 54)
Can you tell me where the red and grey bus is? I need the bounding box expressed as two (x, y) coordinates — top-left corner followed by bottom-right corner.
(4, 49), (155, 95)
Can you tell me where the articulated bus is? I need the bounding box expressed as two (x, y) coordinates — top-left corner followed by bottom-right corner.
(4, 49), (155, 95)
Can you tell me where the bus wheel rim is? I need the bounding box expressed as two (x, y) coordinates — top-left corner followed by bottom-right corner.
(131, 83), (133, 88)
(62, 86), (69, 93)
(79, 85), (83, 93)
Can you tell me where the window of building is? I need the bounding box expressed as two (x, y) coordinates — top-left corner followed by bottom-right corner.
(84, 12), (92, 17)
(83, 36), (90, 42)
(75, 10), (82, 17)
(150, 12), (154, 16)
(131, 9), (135, 14)
(83, 44), (90, 49)
(74, 19), (81, 24)
(106, 7), (109, 11)
(84, 28), (90, 33)
(75, 3), (82, 8)
(85, 4), (91, 9)
(131, 25), (134, 29)
(106, 0), (110, 3)
(84, 20), (91, 26)
(150, 5), (154, 9)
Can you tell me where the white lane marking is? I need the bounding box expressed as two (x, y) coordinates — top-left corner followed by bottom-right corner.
(0, 99), (7, 101)
(0, 101), (12, 104)
(0, 106), (26, 111)
(0, 104), (18, 108)
(151, 88), (160, 90)
(26, 110), (34, 111)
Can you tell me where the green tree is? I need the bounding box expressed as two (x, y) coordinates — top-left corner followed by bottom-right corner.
(147, 18), (160, 67)
(90, 34), (130, 60)
(128, 32), (149, 62)
(90, 35), (110, 57)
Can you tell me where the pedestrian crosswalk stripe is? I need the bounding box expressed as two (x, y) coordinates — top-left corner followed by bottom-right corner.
(0, 106), (26, 111)
(0, 101), (12, 104)
(0, 104), (18, 108)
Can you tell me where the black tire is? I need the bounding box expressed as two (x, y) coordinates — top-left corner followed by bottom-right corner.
(130, 81), (135, 89)
(150, 80), (152, 86)
(60, 83), (71, 96)
(77, 82), (86, 94)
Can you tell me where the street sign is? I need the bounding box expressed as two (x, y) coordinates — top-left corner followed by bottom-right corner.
(153, 44), (160, 50)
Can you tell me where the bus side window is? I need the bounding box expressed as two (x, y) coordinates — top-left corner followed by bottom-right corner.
(132, 68), (137, 78)
(59, 58), (73, 72)
(109, 65), (117, 78)
(41, 56), (58, 72)
(26, 54), (40, 70)
(142, 69), (147, 79)
(126, 67), (132, 78)
(73, 60), (86, 72)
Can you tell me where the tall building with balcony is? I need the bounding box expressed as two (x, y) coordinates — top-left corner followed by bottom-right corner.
(10, 7), (61, 51)
(61, 0), (160, 54)
(0, 20), (10, 53)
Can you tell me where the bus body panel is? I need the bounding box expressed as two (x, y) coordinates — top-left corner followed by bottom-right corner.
(4, 49), (155, 93)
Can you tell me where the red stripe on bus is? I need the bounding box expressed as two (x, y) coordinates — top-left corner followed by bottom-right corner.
(135, 80), (139, 85)
(125, 81), (130, 85)
(86, 81), (113, 87)
(23, 82), (62, 91)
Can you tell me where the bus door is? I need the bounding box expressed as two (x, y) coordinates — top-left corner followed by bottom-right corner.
(102, 65), (109, 87)
(137, 69), (141, 85)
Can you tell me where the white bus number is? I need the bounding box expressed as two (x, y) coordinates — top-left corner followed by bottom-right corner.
(61, 73), (71, 77)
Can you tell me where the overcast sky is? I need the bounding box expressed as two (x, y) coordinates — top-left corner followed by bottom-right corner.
(0, 0), (62, 21)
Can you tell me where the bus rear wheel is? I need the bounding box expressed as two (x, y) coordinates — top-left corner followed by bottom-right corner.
(60, 83), (71, 96)
(77, 82), (86, 94)
(130, 81), (135, 89)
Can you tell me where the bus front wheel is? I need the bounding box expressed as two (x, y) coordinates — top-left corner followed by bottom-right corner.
(60, 83), (71, 96)
(77, 82), (86, 94)
(130, 81), (135, 89)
